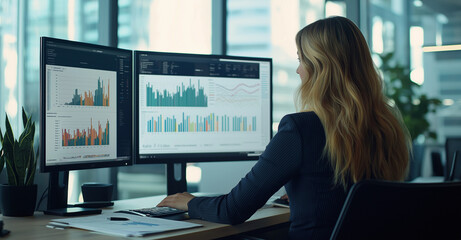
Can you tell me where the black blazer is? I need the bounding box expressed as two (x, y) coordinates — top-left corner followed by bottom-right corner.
(188, 112), (348, 239)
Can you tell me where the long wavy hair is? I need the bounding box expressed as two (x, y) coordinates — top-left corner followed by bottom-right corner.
(295, 16), (411, 186)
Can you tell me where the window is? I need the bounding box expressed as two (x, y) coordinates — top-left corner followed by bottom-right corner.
(368, 0), (461, 178)
(0, 0), (19, 131)
(24, 0), (100, 125)
(117, 0), (212, 199)
(227, 0), (326, 132)
(6, 0), (459, 202)
(118, 0), (211, 54)
(410, 0), (461, 141)
(369, 0), (402, 58)
(0, 0), (101, 204)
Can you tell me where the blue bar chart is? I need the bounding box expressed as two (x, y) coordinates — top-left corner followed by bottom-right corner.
(146, 113), (256, 133)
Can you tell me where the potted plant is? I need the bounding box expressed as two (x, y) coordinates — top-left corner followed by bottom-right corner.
(379, 53), (442, 179)
(0, 107), (38, 216)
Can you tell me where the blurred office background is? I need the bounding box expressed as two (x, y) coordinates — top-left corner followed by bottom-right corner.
(1, 0), (460, 202)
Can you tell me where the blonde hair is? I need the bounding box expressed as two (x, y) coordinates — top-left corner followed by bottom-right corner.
(295, 16), (411, 186)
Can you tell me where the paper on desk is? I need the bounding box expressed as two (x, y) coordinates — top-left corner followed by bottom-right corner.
(49, 213), (202, 237)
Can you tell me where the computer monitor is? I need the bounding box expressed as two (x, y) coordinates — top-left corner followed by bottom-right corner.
(135, 51), (272, 194)
(40, 37), (133, 215)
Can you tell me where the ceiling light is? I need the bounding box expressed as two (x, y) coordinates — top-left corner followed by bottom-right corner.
(422, 44), (461, 52)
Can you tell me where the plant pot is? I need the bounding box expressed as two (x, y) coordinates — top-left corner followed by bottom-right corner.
(0, 184), (37, 217)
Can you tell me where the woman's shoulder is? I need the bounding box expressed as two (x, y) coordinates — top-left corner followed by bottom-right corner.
(280, 111), (324, 132)
(278, 111), (321, 130)
(283, 111), (320, 122)
(277, 112), (325, 145)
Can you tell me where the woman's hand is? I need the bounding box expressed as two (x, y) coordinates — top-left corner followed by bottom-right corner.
(157, 192), (195, 211)
(280, 194), (289, 203)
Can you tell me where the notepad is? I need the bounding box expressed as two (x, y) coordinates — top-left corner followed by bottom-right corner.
(49, 213), (202, 237)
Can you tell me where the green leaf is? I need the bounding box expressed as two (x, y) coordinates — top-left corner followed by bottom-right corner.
(428, 131), (437, 140)
(5, 155), (17, 186)
(2, 116), (15, 181)
(16, 116), (36, 185)
(380, 53), (441, 141)
(18, 114), (32, 146)
(25, 123), (37, 186)
(3, 115), (15, 156)
(0, 153), (5, 176)
(22, 107), (27, 128)
(13, 140), (26, 186)
(35, 143), (39, 162)
(19, 118), (34, 151)
(2, 110), (38, 186)
(25, 146), (36, 186)
(0, 127), (5, 176)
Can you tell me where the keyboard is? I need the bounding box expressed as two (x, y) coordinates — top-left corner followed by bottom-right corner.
(115, 207), (186, 218)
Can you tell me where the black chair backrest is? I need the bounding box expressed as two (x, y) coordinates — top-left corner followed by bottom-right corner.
(330, 180), (461, 240)
(431, 151), (444, 176)
(447, 150), (459, 182)
(445, 137), (461, 181)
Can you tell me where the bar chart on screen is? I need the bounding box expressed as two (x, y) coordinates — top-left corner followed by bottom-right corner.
(46, 65), (116, 109)
(145, 113), (257, 133)
(61, 119), (110, 146)
(145, 79), (208, 107)
(66, 78), (110, 106)
(45, 65), (118, 164)
(142, 75), (208, 107)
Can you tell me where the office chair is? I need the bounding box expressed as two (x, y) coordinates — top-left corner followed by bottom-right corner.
(431, 151), (444, 176)
(330, 180), (461, 240)
(445, 137), (461, 181)
(447, 150), (459, 182)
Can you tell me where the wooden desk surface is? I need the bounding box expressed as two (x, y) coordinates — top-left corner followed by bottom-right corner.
(2, 195), (290, 240)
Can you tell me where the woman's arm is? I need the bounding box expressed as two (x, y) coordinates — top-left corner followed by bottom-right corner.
(158, 115), (303, 224)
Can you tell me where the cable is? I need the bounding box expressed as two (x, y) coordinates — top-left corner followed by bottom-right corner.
(36, 186), (48, 211)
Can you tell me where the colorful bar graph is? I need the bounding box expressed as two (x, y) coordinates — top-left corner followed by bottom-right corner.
(147, 114), (256, 133)
(66, 78), (110, 106)
(146, 79), (208, 107)
(233, 116), (257, 132)
(62, 119), (110, 146)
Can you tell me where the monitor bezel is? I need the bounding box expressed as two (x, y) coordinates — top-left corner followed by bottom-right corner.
(134, 50), (273, 164)
(40, 37), (134, 173)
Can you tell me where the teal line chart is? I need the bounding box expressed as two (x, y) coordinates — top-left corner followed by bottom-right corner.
(211, 82), (260, 104)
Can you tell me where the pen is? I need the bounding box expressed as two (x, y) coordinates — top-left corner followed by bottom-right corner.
(46, 225), (66, 230)
(107, 217), (130, 221)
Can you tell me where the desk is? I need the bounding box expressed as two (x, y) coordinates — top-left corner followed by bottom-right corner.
(2, 195), (290, 239)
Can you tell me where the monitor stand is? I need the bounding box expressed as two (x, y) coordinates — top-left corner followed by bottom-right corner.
(44, 171), (101, 216)
(166, 163), (187, 195)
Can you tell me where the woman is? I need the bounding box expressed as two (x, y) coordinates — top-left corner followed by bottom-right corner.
(158, 16), (411, 239)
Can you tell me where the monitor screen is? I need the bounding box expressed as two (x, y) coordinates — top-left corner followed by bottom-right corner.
(135, 51), (272, 163)
(40, 37), (133, 172)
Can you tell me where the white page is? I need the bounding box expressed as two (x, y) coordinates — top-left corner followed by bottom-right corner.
(50, 213), (202, 237)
